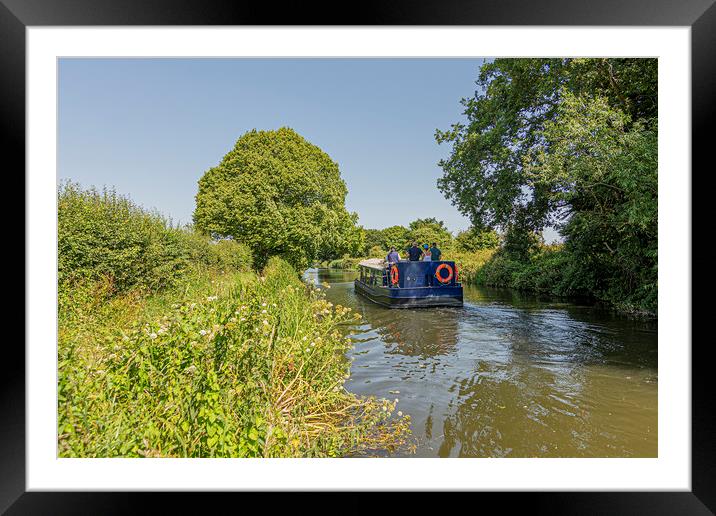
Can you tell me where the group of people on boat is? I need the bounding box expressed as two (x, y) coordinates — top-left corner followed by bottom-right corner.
(386, 242), (442, 264)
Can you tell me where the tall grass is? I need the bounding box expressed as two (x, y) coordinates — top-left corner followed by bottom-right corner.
(58, 183), (411, 457)
(59, 261), (411, 457)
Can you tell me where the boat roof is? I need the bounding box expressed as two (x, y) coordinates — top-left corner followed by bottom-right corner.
(358, 258), (386, 270)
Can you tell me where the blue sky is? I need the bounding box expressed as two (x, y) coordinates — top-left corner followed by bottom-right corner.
(58, 58), (559, 241)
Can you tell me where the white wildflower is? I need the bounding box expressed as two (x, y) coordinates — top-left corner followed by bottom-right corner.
(199, 329), (207, 336)
(149, 333), (158, 340)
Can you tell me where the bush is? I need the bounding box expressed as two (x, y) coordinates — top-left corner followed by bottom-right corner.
(510, 249), (571, 296)
(475, 253), (522, 287)
(58, 182), (252, 294)
(452, 249), (497, 283)
(327, 255), (362, 270)
(368, 246), (385, 258)
(207, 239), (254, 272)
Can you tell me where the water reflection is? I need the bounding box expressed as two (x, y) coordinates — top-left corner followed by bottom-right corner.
(306, 268), (658, 457)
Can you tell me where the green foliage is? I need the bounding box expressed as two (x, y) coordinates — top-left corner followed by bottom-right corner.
(58, 182), (251, 294)
(207, 239), (254, 272)
(342, 223), (366, 258)
(454, 227), (500, 252)
(361, 225), (410, 256)
(475, 253), (523, 288)
(362, 229), (384, 254)
(406, 218), (453, 250)
(436, 58), (656, 232)
(436, 58), (657, 313)
(382, 225), (412, 250)
(510, 248), (573, 296)
(361, 219), (456, 257)
(527, 90), (657, 312)
(327, 255), (363, 270)
(368, 245), (385, 258)
(193, 128), (360, 270)
(408, 217), (447, 232)
(451, 249), (497, 283)
(58, 260), (412, 457)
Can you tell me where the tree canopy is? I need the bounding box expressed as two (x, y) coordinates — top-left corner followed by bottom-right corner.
(436, 58), (657, 310)
(436, 58), (656, 234)
(193, 128), (360, 270)
(360, 219), (458, 256)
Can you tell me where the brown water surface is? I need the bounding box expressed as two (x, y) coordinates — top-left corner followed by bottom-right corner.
(306, 268), (658, 458)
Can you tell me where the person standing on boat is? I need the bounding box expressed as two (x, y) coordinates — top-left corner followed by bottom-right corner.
(407, 242), (422, 261)
(421, 244), (432, 286)
(386, 246), (401, 264)
(430, 242), (442, 261)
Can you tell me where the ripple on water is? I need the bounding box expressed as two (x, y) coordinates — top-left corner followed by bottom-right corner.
(312, 269), (657, 457)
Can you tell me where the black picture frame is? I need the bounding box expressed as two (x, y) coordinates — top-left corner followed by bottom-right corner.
(6, 0), (713, 512)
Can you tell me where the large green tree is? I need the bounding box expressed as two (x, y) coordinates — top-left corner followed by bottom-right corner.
(436, 58), (657, 309)
(193, 128), (359, 270)
(436, 58), (656, 235)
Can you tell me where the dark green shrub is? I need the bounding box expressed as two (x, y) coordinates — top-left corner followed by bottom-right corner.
(58, 182), (253, 294)
(475, 253), (522, 287)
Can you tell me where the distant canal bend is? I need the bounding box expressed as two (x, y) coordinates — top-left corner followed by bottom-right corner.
(305, 268), (658, 458)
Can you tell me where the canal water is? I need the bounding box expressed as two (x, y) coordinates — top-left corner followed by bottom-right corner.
(305, 268), (658, 458)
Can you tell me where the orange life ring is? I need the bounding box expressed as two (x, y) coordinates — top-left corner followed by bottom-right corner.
(435, 263), (454, 284)
(390, 265), (399, 285)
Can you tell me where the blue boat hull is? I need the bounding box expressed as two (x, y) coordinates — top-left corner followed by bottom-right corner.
(354, 279), (463, 308)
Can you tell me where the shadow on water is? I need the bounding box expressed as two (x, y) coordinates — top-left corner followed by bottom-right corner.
(305, 268), (658, 457)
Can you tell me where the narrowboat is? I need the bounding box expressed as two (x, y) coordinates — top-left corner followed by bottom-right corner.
(354, 258), (463, 308)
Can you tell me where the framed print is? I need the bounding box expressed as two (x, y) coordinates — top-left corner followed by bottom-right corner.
(7, 0), (713, 512)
